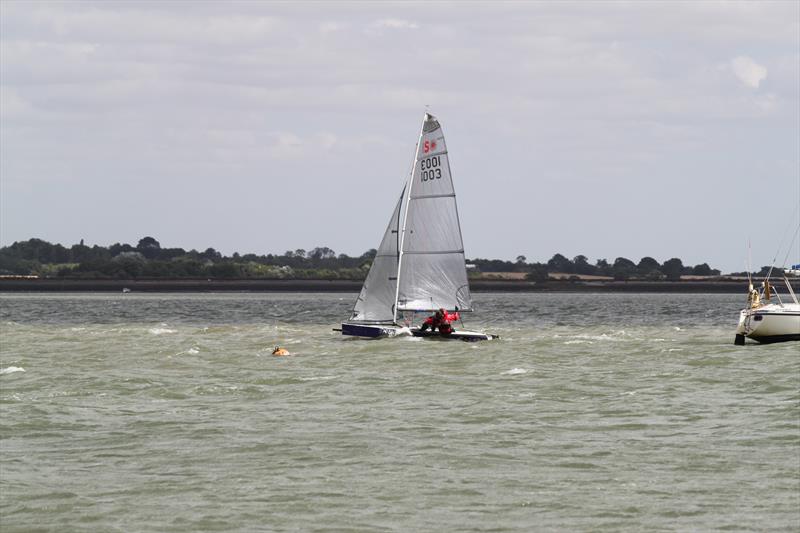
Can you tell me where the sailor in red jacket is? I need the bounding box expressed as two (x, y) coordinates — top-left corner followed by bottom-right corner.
(420, 307), (460, 335)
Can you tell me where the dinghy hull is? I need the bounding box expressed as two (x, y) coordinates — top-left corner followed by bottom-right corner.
(340, 323), (496, 341)
(410, 327), (497, 342)
(341, 323), (407, 338)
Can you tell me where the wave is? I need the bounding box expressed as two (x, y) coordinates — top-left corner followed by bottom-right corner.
(502, 368), (527, 375)
(149, 327), (177, 335)
(554, 331), (630, 343)
(0, 366), (25, 375)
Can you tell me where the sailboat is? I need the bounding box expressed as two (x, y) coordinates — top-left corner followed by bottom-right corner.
(340, 112), (496, 341)
(734, 273), (800, 344)
(734, 222), (800, 344)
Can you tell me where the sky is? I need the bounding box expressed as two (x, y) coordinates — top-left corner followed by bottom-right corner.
(1, 1), (798, 273)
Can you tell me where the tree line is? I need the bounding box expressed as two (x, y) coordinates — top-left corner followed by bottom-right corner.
(479, 253), (725, 282)
(0, 237), (772, 281)
(0, 237), (376, 280)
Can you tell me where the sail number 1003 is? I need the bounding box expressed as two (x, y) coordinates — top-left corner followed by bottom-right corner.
(420, 156), (442, 182)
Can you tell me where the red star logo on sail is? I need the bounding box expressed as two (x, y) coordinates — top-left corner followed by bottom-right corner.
(423, 139), (438, 153)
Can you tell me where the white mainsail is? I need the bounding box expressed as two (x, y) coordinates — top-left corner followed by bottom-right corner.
(348, 112), (473, 326)
(396, 113), (472, 314)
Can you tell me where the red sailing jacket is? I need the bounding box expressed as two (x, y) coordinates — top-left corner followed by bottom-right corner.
(423, 311), (460, 326)
(443, 311), (460, 324)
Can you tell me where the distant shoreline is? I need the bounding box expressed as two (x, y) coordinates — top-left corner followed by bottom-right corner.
(2, 278), (793, 293)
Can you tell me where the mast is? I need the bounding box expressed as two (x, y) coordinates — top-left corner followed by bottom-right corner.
(393, 112), (428, 324)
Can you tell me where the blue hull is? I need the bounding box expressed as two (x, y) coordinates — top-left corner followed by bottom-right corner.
(341, 323), (396, 338)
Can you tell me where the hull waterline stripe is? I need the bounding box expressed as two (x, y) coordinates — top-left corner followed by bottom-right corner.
(746, 333), (800, 343)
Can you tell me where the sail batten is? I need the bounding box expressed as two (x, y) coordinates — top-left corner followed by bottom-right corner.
(401, 249), (464, 255)
(410, 193), (456, 200)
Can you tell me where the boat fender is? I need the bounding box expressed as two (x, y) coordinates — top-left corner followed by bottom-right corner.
(272, 346), (290, 356)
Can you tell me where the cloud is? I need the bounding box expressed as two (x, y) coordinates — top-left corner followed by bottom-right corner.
(1, 1), (797, 271)
(265, 131), (342, 157)
(368, 18), (419, 32)
(730, 56), (768, 88)
(0, 87), (33, 119)
(315, 132), (338, 151)
(319, 21), (345, 34)
(267, 132), (304, 158)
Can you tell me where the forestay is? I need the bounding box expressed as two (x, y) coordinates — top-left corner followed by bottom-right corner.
(396, 114), (473, 313)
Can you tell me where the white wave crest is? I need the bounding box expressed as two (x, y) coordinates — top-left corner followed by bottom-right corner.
(149, 327), (176, 335)
(1, 366), (26, 375)
(555, 332), (627, 343)
(502, 368), (527, 375)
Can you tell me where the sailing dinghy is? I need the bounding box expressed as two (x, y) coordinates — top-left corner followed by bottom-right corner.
(340, 113), (496, 341)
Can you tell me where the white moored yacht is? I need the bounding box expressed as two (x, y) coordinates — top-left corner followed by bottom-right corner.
(735, 275), (800, 344)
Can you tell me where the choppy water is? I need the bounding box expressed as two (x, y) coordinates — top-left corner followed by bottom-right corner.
(1, 292), (798, 532)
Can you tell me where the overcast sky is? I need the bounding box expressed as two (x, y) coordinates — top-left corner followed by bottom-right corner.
(1, 1), (798, 272)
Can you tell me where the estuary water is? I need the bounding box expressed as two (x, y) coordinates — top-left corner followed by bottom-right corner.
(0, 292), (798, 532)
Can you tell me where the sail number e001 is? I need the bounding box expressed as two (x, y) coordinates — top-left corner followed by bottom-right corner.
(420, 156), (442, 182)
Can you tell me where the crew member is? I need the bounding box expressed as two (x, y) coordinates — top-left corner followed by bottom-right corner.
(420, 307), (460, 336)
